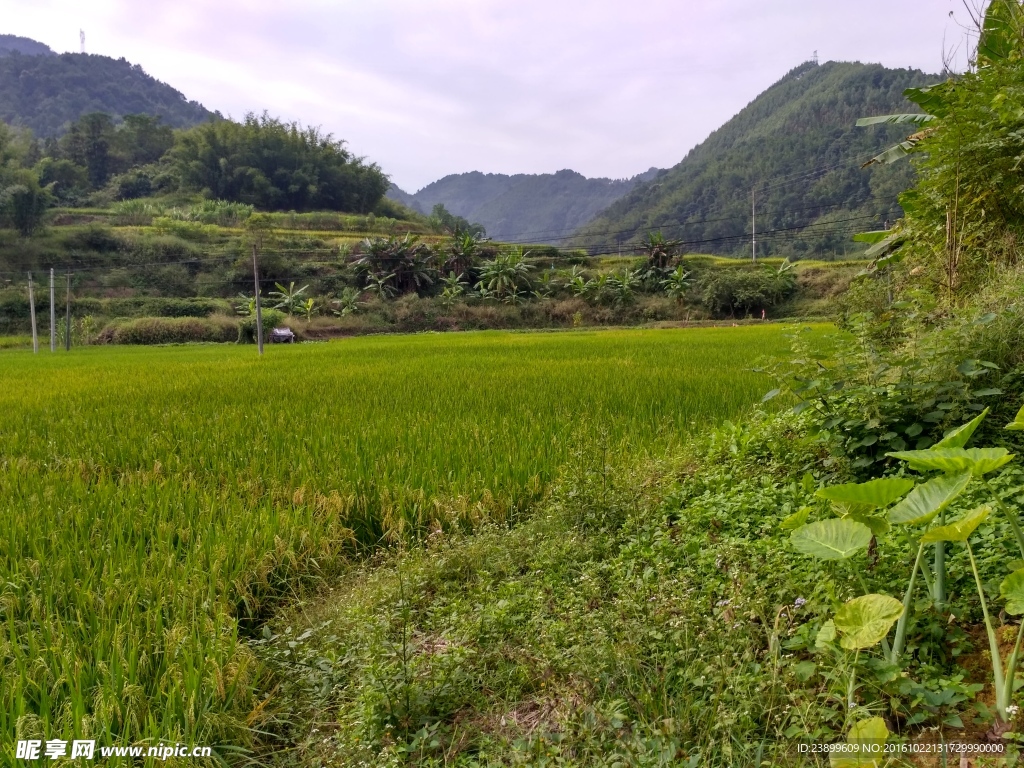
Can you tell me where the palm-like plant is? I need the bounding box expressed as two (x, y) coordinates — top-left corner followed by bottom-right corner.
(640, 231), (682, 272)
(531, 269), (560, 299)
(476, 247), (534, 301)
(660, 265), (692, 304)
(234, 293), (256, 317)
(355, 235), (436, 295)
(439, 271), (468, 310)
(268, 282), (309, 314)
(609, 268), (641, 307)
(443, 232), (481, 278)
(567, 266), (589, 298)
(365, 272), (397, 300)
(299, 298), (317, 321)
(332, 287), (364, 316)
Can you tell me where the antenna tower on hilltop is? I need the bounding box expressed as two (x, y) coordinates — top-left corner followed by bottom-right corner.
(812, 50), (819, 65)
(80, 30), (85, 54)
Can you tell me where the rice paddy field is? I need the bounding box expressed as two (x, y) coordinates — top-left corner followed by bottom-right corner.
(0, 326), (824, 760)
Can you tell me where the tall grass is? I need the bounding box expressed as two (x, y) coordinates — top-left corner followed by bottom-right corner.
(0, 326), (823, 758)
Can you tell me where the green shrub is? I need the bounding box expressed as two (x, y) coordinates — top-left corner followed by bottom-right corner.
(96, 316), (238, 345)
(698, 266), (796, 316)
(237, 308), (286, 344)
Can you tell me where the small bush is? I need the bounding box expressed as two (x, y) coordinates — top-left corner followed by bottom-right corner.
(237, 308), (286, 344)
(96, 316), (238, 345)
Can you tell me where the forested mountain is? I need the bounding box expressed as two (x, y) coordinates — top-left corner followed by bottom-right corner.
(574, 61), (939, 259)
(0, 35), (54, 57)
(0, 40), (215, 136)
(388, 168), (659, 243)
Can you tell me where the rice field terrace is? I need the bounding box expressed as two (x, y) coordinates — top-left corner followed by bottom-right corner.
(0, 325), (826, 760)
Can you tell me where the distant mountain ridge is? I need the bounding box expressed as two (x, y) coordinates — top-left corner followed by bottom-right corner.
(574, 61), (939, 258)
(0, 35), (216, 136)
(0, 34), (55, 57)
(388, 168), (660, 243)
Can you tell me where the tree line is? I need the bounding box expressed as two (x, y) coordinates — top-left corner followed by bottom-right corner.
(0, 111), (391, 235)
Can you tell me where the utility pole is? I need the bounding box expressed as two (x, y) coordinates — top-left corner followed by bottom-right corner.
(751, 186), (757, 263)
(65, 272), (72, 351)
(49, 268), (55, 352)
(252, 244), (264, 356)
(28, 273), (38, 353)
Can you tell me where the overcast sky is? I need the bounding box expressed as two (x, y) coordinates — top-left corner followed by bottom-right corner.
(4, 0), (974, 191)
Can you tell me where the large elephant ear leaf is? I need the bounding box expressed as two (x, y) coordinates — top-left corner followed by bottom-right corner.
(830, 717), (890, 768)
(934, 409), (989, 449)
(1006, 402), (1024, 432)
(1000, 569), (1024, 615)
(816, 477), (915, 510)
(834, 595), (904, 650)
(921, 506), (991, 544)
(888, 472), (971, 525)
(791, 519), (873, 560)
(887, 447), (1013, 476)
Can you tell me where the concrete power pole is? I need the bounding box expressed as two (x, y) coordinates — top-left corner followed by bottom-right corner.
(49, 268), (56, 352)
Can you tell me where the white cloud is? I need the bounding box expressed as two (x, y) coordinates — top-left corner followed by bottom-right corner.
(2, 0), (970, 189)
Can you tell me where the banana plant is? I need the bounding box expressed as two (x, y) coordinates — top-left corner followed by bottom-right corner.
(332, 287), (363, 317)
(268, 281), (309, 315)
(299, 298), (317, 321)
(855, 1), (1020, 169)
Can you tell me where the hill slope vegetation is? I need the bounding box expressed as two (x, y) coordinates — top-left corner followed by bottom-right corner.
(0, 41), (216, 136)
(389, 168), (659, 243)
(575, 61), (938, 259)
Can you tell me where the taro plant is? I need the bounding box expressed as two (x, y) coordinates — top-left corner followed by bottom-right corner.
(789, 405), (1024, 732)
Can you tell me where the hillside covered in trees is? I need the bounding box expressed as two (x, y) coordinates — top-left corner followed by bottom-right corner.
(575, 61), (939, 259)
(389, 168), (660, 243)
(0, 38), (215, 137)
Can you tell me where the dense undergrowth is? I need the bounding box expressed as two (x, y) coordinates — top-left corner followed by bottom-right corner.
(258, 398), (1024, 766)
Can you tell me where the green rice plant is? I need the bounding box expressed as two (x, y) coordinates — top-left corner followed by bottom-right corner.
(0, 326), (820, 758)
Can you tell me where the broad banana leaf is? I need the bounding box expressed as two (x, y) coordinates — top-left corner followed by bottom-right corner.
(852, 230), (892, 244)
(855, 113), (936, 127)
(978, 0), (1021, 67)
(904, 84), (952, 118)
